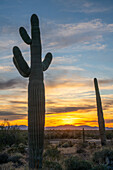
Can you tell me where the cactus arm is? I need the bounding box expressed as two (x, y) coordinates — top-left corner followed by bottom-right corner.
(13, 57), (30, 77)
(19, 27), (32, 45)
(13, 46), (31, 77)
(42, 52), (52, 71)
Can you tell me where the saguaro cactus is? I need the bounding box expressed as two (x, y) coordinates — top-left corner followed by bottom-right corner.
(94, 78), (106, 146)
(82, 128), (85, 143)
(13, 14), (52, 169)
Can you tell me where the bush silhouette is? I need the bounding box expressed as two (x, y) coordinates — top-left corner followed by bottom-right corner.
(65, 156), (92, 170)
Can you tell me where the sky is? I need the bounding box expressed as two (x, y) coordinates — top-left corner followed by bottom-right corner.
(0, 0), (113, 128)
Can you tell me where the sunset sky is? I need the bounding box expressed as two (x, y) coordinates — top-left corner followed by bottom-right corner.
(0, 0), (113, 128)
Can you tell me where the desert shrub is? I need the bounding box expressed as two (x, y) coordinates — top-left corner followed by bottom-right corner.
(76, 147), (85, 153)
(65, 156), (92, 170)
(77, 141), (88, 148)
(43, 160), (62, 170)
(62, 142), (69, 148)
(7, 144), (18, 153)
(8, 155), (21, 163)
(17, 143), (26, 154)
(86, 130), (99, 139)
(93, 149), (109, 164)
(73, 131), (81, 139)
(8, 153), (23, 167)
(106, 131), (113, 139)
(61, 132), (69, 138)
(88, 142), (96, 149)
(7, 143), (27, 154)
(93, 149), (113, 165)
(58, 140), (65, 147)
(108, 150), (113, 160)
(44, 140), (50, 149)
(76, 142), (87, 153)
(92, 164), (108, 170)
(45, 130), (106, 139)
(44, 146), (60, 160)
(62, 141), (73, 148)
(0, 152), (9, 164)
(0, 162), (14, 170)
(0, 127), (26, 150)
(0, 120), (28, 150)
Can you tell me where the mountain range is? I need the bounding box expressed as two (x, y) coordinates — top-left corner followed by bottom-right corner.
(4, 124), (113, 130)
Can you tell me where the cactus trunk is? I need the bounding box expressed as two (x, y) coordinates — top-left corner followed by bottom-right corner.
(13, 14), (52, 169)
(82, 128), (85, 143)
(28, 81), (45, 168)
(94, 78), (106, 146)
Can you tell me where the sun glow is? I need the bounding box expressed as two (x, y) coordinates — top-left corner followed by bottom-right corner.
(62, 117), (80, 125)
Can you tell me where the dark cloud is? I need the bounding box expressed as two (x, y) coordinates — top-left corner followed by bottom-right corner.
(45, 69), (68, 87)
(45, 69), (93, 89)
(105, 119), (113, 123)
(16, 106), (27, 110)
(103, 99), (113, 110)
(48, 105), (95, 114)
(83, 120), (97, 123)
(0, 111), (27, 121)
(46, 79), (92, 88)
(0, 78), (27, 90)
(46, 100), (56, 105)
(99, 79), (113, 85)
(9, 101), (27, 104)
(45, 75), (113, 90)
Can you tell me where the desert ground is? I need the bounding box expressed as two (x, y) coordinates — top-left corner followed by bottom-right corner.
(0, 128), (113, 169)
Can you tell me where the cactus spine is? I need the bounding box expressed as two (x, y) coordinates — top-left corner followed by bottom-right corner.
(13, 14), (52, 169)
(94, 78), (106, 146)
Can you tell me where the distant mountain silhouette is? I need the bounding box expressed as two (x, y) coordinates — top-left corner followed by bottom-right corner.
(45, 125), (99, 130)
(1, 124), (113, 130)
(45, 124), (113, 130)
(18, 125), (28, 130)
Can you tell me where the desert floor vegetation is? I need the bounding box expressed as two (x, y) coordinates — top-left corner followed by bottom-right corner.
(0, 126), (113, 169)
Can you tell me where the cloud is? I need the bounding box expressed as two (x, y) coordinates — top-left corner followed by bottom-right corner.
(83, 120), (97, 123)
(99, 79), (113, 85)
(0, 111), (27, 121)
(1, 13), (113, 53)
(50, 65), (84, 71)
(41, 18), (113, 51)
(57, 0), (112, 14)
(0, 78), (27, 90)
(81, 7), (111, 13)
(65, 6), (111, 14)
(0, 40), (15, 50)
(105, 119), (113, 123)
(75, 42), (106, 51)
(45, 70), (92, 89)
(53, 56), (78, 64)
(0, 66), (13, 72)
(9, 100), (27, 104)
(47, 105), (95, 114)
(103, 99), (113, 110)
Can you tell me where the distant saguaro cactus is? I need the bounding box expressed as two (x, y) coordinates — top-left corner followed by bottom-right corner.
(82, 128), (85, 143)
(94, 78), (106, 146)
(13, 14), (52, 169)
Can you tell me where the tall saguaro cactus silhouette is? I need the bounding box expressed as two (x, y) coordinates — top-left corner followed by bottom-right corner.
(94, 78), (106, 146)
(13, 14), (52, 169)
